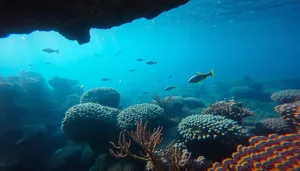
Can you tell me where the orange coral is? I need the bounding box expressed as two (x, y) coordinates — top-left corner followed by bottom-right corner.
(207, 134), (300, 171)
(275, 101), (300, 133)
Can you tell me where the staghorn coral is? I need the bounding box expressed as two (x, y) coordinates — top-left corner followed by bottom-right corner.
(270, 89), (300, 104)
(254, 118), (292, 135)
(117, 103), (165, 130)
(61, 103), (120, 142)
(178, 114), (250, 143)
(274, 101), (300, 133)
(80, 87), (120, 108)
(109, 121), (208, 171)
(201, 100), (254, 124)
(207, 134), (300, 171)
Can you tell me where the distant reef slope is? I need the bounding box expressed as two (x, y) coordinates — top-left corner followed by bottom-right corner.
(0, 0), (189, 44)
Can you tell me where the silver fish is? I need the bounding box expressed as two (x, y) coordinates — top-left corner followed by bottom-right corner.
(42, 48), (59, 54)
(188, 69), (214, 83)
(164, 85), (176, 91)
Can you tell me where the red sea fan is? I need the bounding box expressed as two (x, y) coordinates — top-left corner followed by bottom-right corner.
(207, 134), (300, 171)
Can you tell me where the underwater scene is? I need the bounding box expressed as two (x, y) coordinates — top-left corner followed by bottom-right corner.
(0, 0), (300, 171)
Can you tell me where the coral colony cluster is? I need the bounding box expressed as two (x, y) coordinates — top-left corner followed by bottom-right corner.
(1, 71), (299, 170)
(61, 86), (300, 171)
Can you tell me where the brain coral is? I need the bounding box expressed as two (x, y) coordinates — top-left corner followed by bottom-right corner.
(208, 134), (300, 171)
(62, 103), (120, 142)
(117, 103), (165, 130)
(80, 87), (120, 108)
(178, 114), (250, 143)
(201, 101), (254, 123)
(254, 118), (291, 135)
(270, 89), (300, 104)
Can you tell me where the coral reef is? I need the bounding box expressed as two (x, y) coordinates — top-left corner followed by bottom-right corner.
(201, 100), (254, 124)
(61, 103), (119, 142)
(110, 121), (208, 171)
(208, 134), (300, 171)
(48, 76), (80, 96)
(229, 86), (257, 99)
(270, 89), (300, 104)
(274, 101), (300, 133)
(254, 118), (291, 135)
(151, 95), (184, 117)
(178, 114), (250, 143)
(182, 97), (205, 109)
(60, 94), (80, 113)
(80, 87), (120, 108)
(117, 103), (165, 130)
(0, 0), (189, 44)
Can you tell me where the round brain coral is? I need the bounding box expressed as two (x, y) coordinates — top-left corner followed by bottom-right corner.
(80, 87), (120, 108)
(270, 89), (300, 104)
(208, 134), (300, 171)
(62, 103), (120, 142)
(178, 114), (250, 143)
(254, 118), (292, 135)
(201, 101), (254, 123)
(117, 103), (165, 130)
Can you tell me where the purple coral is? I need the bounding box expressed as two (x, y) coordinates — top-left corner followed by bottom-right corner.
(270, 89), (300, 104)
(201, 101), (254, 124)
(254, 118), (292, 135)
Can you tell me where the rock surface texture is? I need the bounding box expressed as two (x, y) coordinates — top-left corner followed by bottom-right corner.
(0, 0), (189, 44)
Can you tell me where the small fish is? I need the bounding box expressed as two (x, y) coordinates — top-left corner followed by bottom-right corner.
(101, 78), (111, 81)
(103, 38), (107, 43)
(156, 79), (160, 83)
(168, 75), (172, 78)
(42, 48), (59, 54)
(119, 80), (122, 84)
(146, 61), (157, 65)
(128, 69), (136, 72)
(28, 63), (33, 67)
(142, 92), (148, 94)
(136, 58), (145, 61)
(188, 69), (214, 83)
(164, 85), (176, 91)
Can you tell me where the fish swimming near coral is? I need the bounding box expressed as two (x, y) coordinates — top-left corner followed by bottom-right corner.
(164, 85), (176, 91)
(42, 48), (59, 54)
(188, 69), (214, 83)
(146, 61), (157, 65)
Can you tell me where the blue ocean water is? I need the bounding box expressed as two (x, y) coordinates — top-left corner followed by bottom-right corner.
(1, 1), (299, 97)
(0, 1), (300, 170)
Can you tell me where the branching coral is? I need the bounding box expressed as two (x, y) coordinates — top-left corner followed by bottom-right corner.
(109, 121), (207, 171)
(201, 100), (254, 124)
